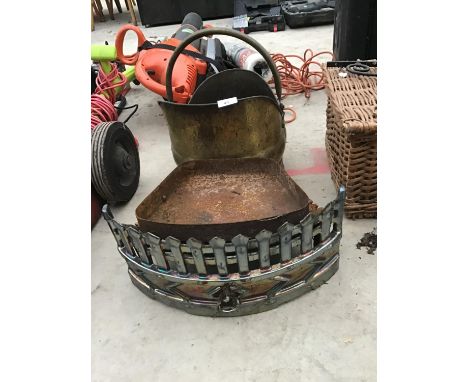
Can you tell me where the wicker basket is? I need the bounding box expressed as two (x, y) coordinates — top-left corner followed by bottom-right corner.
(323, 65), (377, 219)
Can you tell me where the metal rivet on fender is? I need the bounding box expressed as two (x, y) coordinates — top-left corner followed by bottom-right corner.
(117, 224), (135, 258)
(166, 236), (187, 274)
(278, 222), (294, 262)
(255, 229), (272, 269)
(232, 234), (250, 275)
(143, 232), (168, 271)
(127, 226), (151, 265)
(209, 237), (228, 277)
(300, 213), (314, 253)
(187, 237), (207, 277)
(321, 202), (333, 241)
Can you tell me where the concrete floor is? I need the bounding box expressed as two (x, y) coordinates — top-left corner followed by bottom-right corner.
(92, 13), (376, 382)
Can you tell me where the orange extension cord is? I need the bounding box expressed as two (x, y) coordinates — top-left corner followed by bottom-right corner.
(269, 49), (334, 123)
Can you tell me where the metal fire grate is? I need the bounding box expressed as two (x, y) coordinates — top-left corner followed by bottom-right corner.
(103, 186), (345, 316)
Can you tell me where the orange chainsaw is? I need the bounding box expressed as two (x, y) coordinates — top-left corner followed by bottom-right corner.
(115, 13), (228, 103)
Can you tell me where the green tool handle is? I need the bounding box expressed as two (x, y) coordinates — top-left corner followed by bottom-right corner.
(91, 44), (136, 96)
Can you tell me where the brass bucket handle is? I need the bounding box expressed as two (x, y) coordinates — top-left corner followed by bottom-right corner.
(165, 28), (282, 103)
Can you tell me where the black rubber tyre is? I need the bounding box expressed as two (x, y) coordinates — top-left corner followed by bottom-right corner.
(91, 121), (140, 202)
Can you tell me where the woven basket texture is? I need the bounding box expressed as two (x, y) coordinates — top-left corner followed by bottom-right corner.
(323, 66), (377, 219)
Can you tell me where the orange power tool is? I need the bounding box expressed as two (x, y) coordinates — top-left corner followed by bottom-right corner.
(116, 13), (216, 104)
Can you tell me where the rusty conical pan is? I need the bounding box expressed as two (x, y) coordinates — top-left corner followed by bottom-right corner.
(136, 158), (315, 242)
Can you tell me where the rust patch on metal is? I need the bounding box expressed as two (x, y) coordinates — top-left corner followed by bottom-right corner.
(152, 171), (303, 224)
(136, 158), (314, 241)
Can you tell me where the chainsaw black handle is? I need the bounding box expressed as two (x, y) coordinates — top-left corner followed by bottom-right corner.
(165, 28), (282, 103)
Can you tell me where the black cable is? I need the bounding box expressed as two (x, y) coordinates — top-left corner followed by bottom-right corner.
(346, 62), (377, 77)
(115, 103), (139, 124)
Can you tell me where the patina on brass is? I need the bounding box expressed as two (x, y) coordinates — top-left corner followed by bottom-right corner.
(159, 95), (285, 164)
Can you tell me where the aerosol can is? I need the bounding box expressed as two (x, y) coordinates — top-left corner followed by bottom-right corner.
(224, 42), (270, 78)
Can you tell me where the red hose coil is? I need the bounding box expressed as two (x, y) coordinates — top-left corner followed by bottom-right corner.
(91, 63), (127, 130)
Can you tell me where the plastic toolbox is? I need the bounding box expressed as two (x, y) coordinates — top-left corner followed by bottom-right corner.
(281, 0), (335, 28)
(233, 0), (286, 33)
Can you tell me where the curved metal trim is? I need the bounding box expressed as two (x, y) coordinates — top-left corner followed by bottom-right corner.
(127, 253), (340, 317)
(118, 228), (341, 284)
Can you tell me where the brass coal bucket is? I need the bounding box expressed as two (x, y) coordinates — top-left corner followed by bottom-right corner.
(158, 28), (286, 164)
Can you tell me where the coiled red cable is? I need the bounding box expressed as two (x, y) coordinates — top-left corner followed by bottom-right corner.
(91, 63), (127, 130)
(269, 49), (334, 123)
(91, 95), (117, 129)
(270, 49), (334, 99)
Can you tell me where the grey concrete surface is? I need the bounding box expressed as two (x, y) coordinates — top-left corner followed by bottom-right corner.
(92, 14), (376, 382)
